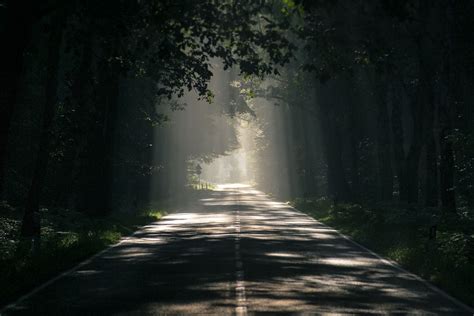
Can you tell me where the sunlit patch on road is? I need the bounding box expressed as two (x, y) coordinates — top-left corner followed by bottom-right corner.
(3, 185), (470, 315)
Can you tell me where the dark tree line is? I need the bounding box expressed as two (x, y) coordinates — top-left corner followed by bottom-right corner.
(2, 0), (473, 251)
(0, 0), (293, 244)
(250, 1), (474, 220)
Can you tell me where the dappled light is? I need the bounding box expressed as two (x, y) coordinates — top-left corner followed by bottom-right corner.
(1, 0), (474, 314)
(5, 185), (468, 314)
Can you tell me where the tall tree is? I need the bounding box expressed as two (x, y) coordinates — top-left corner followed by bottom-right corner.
(0, 0), (39, 196)
(21, 11), (66, 241)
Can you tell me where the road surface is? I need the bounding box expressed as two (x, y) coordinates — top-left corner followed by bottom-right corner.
(2, 184), (472, 315)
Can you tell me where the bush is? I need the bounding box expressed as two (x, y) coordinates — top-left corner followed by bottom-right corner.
(291, 197), (474, 307)
(0, 206), (167, 307)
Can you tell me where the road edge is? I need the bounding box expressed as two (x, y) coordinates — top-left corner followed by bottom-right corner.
(0, 218), (167, 315)
(287, 204), (474, 313)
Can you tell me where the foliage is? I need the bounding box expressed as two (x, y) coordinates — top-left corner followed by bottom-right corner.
(0, 205), (167, 306)
(292, 198), (474, 307)
(2, 0), (474, 310)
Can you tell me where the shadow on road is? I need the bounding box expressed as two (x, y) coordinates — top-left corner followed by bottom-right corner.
(4, 186), (471, 315)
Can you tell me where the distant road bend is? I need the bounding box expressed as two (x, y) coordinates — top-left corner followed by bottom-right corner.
(2, 184), (472, 315)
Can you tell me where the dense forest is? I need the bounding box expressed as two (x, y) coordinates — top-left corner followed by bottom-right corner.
(1, 0), (474, 309)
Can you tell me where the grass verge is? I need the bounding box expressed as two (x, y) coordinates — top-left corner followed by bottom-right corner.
(0, 203), (167, 307)
(291, 197), (474, 308)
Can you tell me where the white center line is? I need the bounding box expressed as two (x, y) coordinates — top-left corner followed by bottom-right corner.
(234, 197), (247, 316)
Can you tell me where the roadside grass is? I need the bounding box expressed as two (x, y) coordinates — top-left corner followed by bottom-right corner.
(0, 202), (167, 307)
(187, 182), (216, 191)
(291, 197), (474, 307)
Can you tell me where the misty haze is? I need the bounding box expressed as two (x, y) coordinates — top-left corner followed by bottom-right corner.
(1, 1), (473, 315)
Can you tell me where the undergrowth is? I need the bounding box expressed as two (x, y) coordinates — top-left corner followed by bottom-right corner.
(291, 197), (474, 307)
(0, 202), (167, 307)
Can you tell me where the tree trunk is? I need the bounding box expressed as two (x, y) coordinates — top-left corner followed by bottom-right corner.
(439, 124), (456, 213)
(375, 75), (393, 201)
(0, 0), (36, 197)
(424, 131), (438, 207)
(438, 52), (457, 213)
(403, 146), (422, 204)
(438, 0), (457, 214)
(348, 103), (360, 202)
(416, 34), (439, 208)
(80, 41), (121, 216)
(99, 74), (121, 214)
(390, 82), (405, 202)
(302, 115), (319, 197)
(317, 82), (351, 202)
(53, 36), (94, 207)
(399, 77), (425, 205)
(21, 13), (65, 240)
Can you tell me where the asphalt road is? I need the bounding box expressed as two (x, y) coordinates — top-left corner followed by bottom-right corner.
(3, 184), (472, 315)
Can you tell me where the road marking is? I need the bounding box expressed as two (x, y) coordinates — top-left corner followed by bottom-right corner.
(234, 198), (247, 316)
